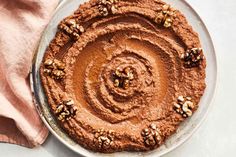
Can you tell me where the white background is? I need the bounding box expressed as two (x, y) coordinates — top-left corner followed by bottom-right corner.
(1, 0), (236, 156)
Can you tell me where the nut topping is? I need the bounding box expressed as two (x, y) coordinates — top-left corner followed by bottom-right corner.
(55, 99), (77, 122)
(52, 69), (65, 80)
(181, 48), (204, 68)
(53, 59), (66, 70)
(155, 4), (176, 28)
(44, 59), (54, 68)
(59, 18), (85, 40)
(114, 79), (120, 87)
(94, 129), (114, 149)
(174, 96), (195, 118)
(112, 67), (134, 89)
(43, 59), (65, 80)
(98, 0), (119, 16)
(141, 124), (162, 147)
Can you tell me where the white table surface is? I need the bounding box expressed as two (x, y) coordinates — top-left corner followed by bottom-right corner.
(1, 0), (236, 156)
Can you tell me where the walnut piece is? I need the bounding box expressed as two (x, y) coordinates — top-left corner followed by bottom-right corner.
(181, 48), (204, 68)
(141, 124), (162, 147)
(43, 59), (65, 80)
(155, 4), (176, 28)
(98, 0), (119, 16)
(94, 129), (114, 149)
(55, 99), (77, 122)
(174, 96), (195, 118)
(59, 18), (85, 40)
(112, 67), (134, 89)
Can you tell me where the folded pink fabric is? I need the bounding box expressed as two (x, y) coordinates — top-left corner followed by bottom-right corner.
(0, 0), (59, 148)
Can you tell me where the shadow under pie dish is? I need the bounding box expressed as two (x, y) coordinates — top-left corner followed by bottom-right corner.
(40, 0), (206, 153)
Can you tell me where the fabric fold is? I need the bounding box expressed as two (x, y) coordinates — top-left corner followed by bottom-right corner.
(0, 0), (59, 148)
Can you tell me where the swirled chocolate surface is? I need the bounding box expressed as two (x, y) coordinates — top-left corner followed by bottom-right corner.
(40, 0), (206, 153)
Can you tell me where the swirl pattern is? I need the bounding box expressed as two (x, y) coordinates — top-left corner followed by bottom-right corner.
(40, 0), (206, 153)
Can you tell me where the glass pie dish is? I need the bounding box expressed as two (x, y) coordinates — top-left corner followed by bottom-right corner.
(30, 0), (217, 156)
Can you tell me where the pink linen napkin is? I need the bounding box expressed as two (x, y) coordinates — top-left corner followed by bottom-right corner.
(0, 0), (59, 148)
